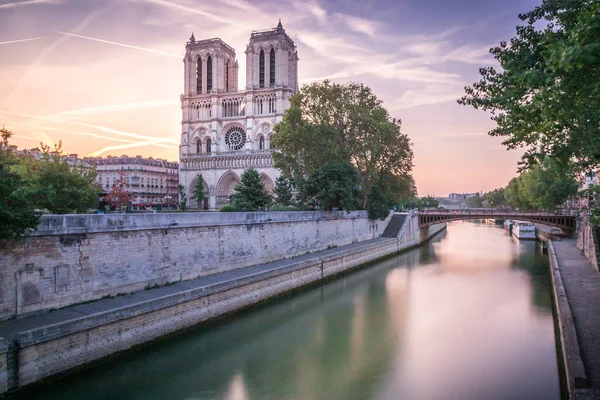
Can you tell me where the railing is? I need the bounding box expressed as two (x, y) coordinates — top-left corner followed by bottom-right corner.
(420, 208), (577, 216)
(182, 151), (273, 170)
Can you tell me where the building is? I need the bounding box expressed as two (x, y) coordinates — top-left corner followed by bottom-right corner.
(88, 155), (179, 209)
(178, 21), (299, 209)
(448, 192), (478, 200)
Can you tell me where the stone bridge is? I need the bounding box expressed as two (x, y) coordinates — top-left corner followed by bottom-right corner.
(419, 209), (576, 232)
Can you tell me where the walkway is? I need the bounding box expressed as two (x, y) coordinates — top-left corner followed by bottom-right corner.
(553, 238), (600, 399)
(0, 237), (394, 340)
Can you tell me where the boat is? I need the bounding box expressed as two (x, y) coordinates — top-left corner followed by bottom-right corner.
(512, 220), (536, 240)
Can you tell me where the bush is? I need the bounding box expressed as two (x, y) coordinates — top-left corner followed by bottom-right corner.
(219, 205), (237, 212)
(270, 204), (299, 211)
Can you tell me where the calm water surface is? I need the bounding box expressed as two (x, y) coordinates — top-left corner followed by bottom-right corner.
(14, 222), (560, 400)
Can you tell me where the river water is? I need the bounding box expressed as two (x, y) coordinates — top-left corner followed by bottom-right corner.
(14, 222), (560, 400)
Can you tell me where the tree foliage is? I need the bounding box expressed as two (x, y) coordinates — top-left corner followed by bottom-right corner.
(304, 162), (360, 211)
(459, 0), (600, 172)
(272, 81), (414, 208)
(504, 157), (579, 210)
(232, 168), (272, 211)
(191, 174), (206, 209)
(18, 141), (99, 214)
(0, 128), (40, 239)
(273, 176), (293, 206)
(465, 193), (484, 208)
(104, 170), (134, 210)
(483, 188), (506, 208)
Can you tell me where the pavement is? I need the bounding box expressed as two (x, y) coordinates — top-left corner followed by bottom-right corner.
(0, 237), (393, 341)
(553, 238), (600, 399)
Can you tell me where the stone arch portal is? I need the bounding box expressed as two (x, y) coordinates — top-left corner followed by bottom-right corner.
(260, 173), (274, 194)
(216, 170), (241, 206)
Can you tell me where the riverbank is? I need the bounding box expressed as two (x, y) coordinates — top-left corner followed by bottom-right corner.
(0, 219), (446, 393)
(549, 238), (600, 399)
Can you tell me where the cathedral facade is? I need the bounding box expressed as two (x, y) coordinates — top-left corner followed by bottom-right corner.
(179, 21), (299, 209)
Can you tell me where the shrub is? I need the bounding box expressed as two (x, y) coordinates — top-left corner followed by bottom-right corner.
(219, 205), (237, 212)
(270, 204), (299, 211)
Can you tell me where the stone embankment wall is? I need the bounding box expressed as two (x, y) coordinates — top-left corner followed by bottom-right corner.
(576, 214), (599, 272)
(0, 211), (390, 321)
(0, 212), (446, 392)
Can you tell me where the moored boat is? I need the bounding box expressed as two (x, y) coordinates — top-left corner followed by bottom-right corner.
(512, 220), (536, 240)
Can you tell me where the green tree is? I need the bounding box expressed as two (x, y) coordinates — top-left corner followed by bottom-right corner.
(178, 184), (187, 211)
(420, 195), (440, 209)
(272, 81), (414, 206)
(465, 193), (484, 208)
(459, 0), (600, 172)
(191, 174), (206, 209)
(305, 162), (359, 211)
(273, 176), (293, 206)
(19, 141), (98, 214)
(104, 170), (134, 211)
(232, 168), (272, 211)
(504, 177), (531, 210)
(519, 158), (579, 210)
(0, 128), (40, 239)
(483, 188), (506, 208)
(367, 185), (391, 220)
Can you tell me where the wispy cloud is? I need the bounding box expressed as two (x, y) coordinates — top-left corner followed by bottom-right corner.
(53, 99), (179, 116)
(0, 0), (59, 9)
(0, 36), (47, 45)
(55, 31), (182, 58)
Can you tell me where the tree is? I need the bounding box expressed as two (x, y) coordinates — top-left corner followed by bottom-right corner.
(104, 170), (134, 211)
(273, 176), (293, 206)
(191, 174), (206, 209)
(19, 141), (99, 214)
(483, 188), (506, 208)
(459, 0), (600, 173)
(178, 184), (187, 211)
(465, 193), (484, 208)
(304, 162), (359, 211)
(232, 168), (272, 211)
(0, 128), (40, 239)
(272, 80), (414, 206)
(420, 195), (439, 209)
(367, 185), (390, 220)
(520, 158), (579, 210)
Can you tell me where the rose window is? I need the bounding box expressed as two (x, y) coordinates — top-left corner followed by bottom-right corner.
(225, 126), (246, 151)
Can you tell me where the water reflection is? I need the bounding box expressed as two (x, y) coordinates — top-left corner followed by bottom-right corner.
(12, 222), (559, 400)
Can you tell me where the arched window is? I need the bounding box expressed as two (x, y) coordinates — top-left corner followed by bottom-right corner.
(196, 56), (202, 93)
(207, 56), (213, 92)
(206, 138), (212, 153)
(259, 50), (265, 88)
(196, 139), (201, 154)
(226, 60), (230, 91)
(269, 49), (275, 87)
(259, 136), (265, 150)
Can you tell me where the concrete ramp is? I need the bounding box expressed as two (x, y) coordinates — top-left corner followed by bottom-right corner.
(382, 213), (407, 238)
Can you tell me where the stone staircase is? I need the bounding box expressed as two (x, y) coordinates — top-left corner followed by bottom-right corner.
(381, 213), (407, 238)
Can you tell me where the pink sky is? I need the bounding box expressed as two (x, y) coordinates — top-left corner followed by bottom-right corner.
(0, 0), (539, 196)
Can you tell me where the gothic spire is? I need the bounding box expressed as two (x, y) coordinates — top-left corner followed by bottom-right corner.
(276, 19), (283, 32)
(189, 32), (196, 43)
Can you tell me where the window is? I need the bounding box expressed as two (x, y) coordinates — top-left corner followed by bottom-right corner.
(206, 138), (212, 153)
(259, 136), (265, 150)
(196, 56), (202, 93)
(224, 126), (246, 151)
(259, 50), (265, 88)
(269, 48), (275, 87)
(207, 56), (212, 91)
(197, 139), (201, 154)
(226, 60), (230, 91)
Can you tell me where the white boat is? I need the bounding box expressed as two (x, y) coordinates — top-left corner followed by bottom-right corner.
(504, 220), (512, 231)
(512, 220), (536, 240)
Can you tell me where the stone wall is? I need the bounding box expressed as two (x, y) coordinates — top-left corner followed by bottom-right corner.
(576, 214), (599, 272)
(0, 211), (390, 321)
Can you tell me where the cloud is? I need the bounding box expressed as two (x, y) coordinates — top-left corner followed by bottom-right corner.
(0, 0), (60, 9)
(55, 32), (182, 58)
(53, 99), (179, 116)
(0, 36), (47, 45)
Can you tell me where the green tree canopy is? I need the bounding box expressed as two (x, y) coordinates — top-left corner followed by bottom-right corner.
(304, 162), (359, 211)
(191, 174), (206, 209)
(18, 141), (99, 214)
(272, 81), (414, 206)
(459, 0), (600, 172)
(273, 176), (293, 206)
(0, 128), (40, 239)
(465, 193), (484, 208)
(483, 188), (506, 208)
(232, 168), (272, 211)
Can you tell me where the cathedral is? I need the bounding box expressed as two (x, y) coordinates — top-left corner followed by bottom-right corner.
(178, 21), (299, 209)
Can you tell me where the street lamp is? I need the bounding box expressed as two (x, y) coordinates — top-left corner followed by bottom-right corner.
(165, 220), (179, 235)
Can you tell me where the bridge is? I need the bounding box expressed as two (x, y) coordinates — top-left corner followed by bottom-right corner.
(418, 209), (577, 232)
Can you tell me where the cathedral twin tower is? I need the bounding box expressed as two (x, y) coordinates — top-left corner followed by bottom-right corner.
(179, 21), (299, 210)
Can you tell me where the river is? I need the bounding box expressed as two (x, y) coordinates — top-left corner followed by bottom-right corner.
(13, 221), (560, 400)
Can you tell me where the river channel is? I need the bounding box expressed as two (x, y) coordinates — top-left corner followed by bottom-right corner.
(13, 221), (560, 400)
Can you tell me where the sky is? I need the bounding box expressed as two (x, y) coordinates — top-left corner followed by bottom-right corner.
(0, 0), (542, 196)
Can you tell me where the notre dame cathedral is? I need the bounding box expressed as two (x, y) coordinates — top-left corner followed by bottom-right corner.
(179, 21), (299, 209)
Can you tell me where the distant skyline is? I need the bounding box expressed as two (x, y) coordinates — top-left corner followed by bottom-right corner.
(0, 0), (541, 196)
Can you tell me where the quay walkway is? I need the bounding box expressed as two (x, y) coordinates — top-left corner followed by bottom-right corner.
(551, 238), (600, 399)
